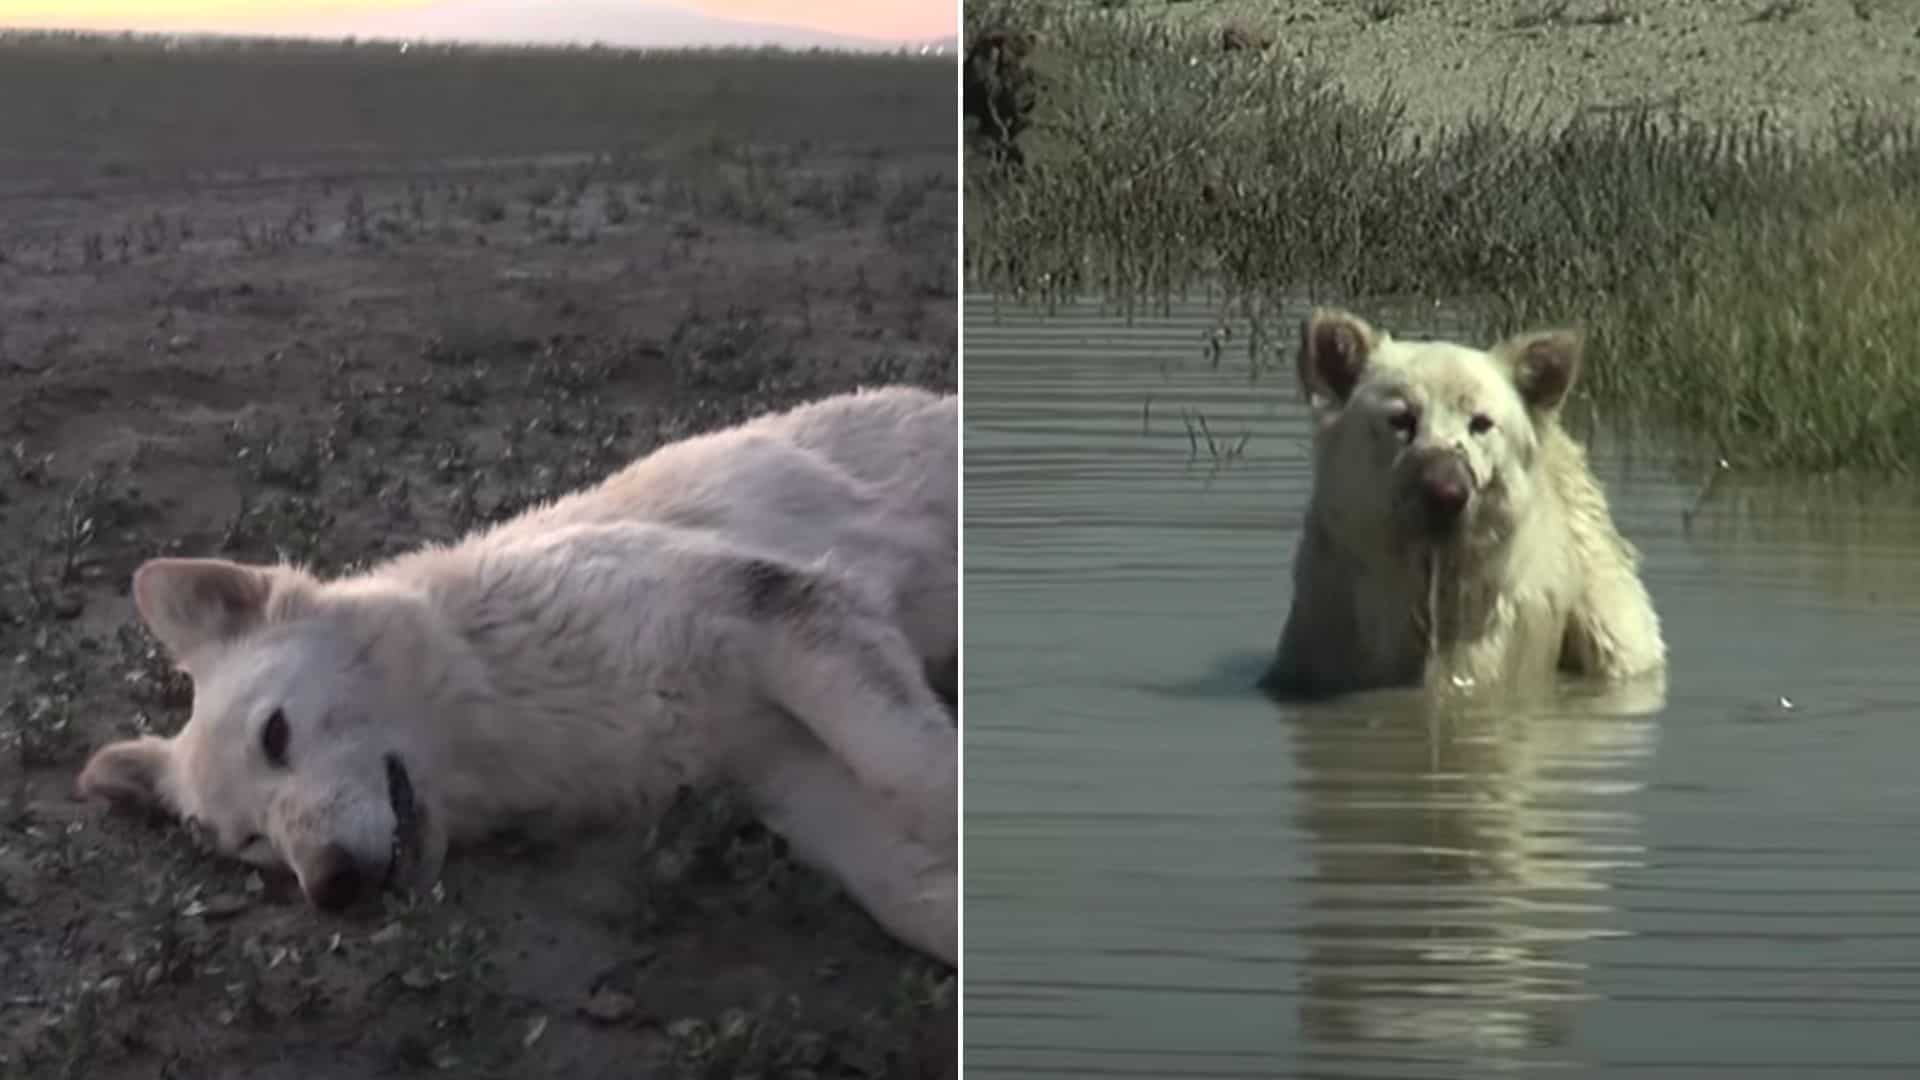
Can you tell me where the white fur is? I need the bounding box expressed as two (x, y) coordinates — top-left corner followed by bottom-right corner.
(1263, 309), (1665, 700)
(77, 386), (958, 965)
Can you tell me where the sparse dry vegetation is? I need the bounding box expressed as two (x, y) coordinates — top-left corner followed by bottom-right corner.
(0, 30), (954, 1079)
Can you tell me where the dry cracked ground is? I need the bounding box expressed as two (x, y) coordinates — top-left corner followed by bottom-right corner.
(0, 39), (955, 1080)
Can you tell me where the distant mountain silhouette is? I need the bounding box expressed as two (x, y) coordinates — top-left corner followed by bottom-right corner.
(292, 1), (901, 50)
(2, 1), (920, 51)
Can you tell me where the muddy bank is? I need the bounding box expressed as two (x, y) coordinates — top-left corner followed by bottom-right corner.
(1140, 0), (1917, 137)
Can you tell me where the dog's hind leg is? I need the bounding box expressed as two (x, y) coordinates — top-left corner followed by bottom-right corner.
(742, 721), (957, 966)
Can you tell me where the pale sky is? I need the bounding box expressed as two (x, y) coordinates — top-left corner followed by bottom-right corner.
(0, 0), (954, 45)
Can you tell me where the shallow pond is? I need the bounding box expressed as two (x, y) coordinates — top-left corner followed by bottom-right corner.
(962, 295), (1920, 1077)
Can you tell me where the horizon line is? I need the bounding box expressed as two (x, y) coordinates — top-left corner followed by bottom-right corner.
(0, 24), (956, 49)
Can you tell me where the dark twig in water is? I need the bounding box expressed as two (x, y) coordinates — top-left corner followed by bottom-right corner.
(1204, 326), (1228, 370)
(1195, 412), (1220, 459)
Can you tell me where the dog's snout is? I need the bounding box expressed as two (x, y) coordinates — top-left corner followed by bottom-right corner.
(1419, 453), (1473, 526)
(306, 843), (367, 912)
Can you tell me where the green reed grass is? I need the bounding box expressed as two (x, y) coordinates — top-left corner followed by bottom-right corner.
(1567, 194), (1920, 472)
(964, 3), (1920, 471)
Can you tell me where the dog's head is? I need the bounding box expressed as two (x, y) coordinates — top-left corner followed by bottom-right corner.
(1297, 307), (1581, 557)
(77, 559), (449, 911)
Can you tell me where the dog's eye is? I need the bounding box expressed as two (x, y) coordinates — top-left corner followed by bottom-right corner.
(1387, 410), (1417, 440)
(1469, 414), (1495, 435)
(262, 708), (289, 769)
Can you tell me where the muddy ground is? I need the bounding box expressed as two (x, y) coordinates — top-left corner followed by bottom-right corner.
(1201, 0), (1920, 136)
(0, 38), (955, 1080)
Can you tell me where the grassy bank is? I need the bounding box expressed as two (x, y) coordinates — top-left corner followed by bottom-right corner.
(962, 3), (1920, 472)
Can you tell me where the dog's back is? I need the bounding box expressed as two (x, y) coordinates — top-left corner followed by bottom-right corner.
(750, 387), (957, 535)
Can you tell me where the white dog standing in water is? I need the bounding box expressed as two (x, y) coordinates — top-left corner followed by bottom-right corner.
(1263, 309), (1664, 701)
(76, 386), (958, 965)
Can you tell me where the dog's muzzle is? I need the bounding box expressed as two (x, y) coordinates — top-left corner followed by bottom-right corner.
(303, 753), (424, 912)
(1416, 451), (1474, 534)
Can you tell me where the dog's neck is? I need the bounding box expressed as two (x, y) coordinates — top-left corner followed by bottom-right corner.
(1407, 503), (1569, 695)
(1410, 544), (1505, 647)
(369, 536), (732, 842)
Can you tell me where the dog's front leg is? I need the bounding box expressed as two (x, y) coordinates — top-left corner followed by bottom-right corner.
(740, 719), (957, 965)
(753, 592), (958, 859)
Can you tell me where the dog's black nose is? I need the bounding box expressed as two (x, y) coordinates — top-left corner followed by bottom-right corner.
(1420, 454), (1472, 526)
(306, 843), (366, 912)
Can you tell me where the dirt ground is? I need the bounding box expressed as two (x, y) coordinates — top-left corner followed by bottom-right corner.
(1142, 0), (1920, 137)
(0, 39), (954, 1080)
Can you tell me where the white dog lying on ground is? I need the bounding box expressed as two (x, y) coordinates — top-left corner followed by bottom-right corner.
(76, 385), (959, 965)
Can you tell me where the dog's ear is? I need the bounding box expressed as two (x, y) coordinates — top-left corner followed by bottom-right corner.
(133, 558), (311, 666)
(75, 736), (178, 813)
(1299, 308), (1381, 406)
(1497, 329), (1583, 415)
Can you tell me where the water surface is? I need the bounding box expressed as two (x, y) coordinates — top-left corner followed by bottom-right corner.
(963, 295), (1920, 1078)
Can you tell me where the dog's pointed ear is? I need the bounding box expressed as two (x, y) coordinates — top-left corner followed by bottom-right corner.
(133, 558), (308, 664)
(1299, 308), (1381, 406)
(74, 736), (177, 812)
(1497, 329), (1583, 415)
